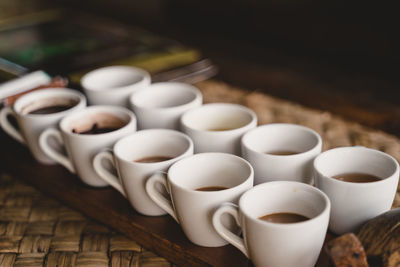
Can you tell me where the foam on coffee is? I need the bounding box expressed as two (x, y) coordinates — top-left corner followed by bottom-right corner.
(70, 113), (127, 135)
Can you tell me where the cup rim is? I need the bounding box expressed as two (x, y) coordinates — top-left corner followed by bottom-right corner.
(59, 105), (136, 138)
(113, 128), (194, 166)
(180, 103), (258, 134)
(167, 152), (254, 194)
(313, 146), (400, 187)
(241, 123), (322, 158)
(129, 82), (202, 111)
(81, 65), (150, 92)
(239, 181), (331, 228)
(12, 88), (86, 118)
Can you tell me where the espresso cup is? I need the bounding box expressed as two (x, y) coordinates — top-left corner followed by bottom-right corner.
(180, 103), (257, 155)
(92, 129), (194, 216)
(146, 153), (254, 247)
(81, 65), (150, 107)
(39, 106), (137, 187)
(314, 146), (399, 234)
(213, 181), (330, 267)
(241, 123), (322, 184)
(129, 82), (202, 130)
(0, 88), (86, 164)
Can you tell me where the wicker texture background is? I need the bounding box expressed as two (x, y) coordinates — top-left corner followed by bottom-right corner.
(1, 80), (399, 266)
(0, 172), (173, 267)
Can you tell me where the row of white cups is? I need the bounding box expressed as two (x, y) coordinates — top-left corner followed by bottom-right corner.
(1, 66), (399, 267)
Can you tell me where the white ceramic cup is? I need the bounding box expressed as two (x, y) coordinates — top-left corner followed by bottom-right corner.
(180, 103), (257, 155)
(314, 146), (400, 234)
(39, 106), (137, 187)
(0, 88), (86, 164)
(81, 65), (151, 107)
(129, 82), (202, 130)
(92, 129), (194, 216)
(146, 153), (254, 247)
(213, 181), (330, 267)
(241, 123), (322, 184)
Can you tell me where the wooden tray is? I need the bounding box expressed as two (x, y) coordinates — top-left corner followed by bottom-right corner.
(0, 130), (332, 267)
(6, 80), (400, 266)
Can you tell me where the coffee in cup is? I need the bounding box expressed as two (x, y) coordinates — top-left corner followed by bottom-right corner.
(93, 129), (193, 216)
(331, 172), (381, 183)
(146, 152), (254, 247)
(213, 181), (330, 267)
(39, 106), (137, 187)
(314, 146), (399, 234)
(0, 88), (86, 164)
(180, 103), (257, 155)
(241, 123), (322, 184)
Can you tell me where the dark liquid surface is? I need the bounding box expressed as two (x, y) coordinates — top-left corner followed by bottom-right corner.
(73, 123), (120, 135)
(135, 156), (173, 163)
(332, 172), (381, 183)
(259, 212), (310, 223)
(29, 104), (73, 115)
(266, 150), (299, 155)
(196, 186), (228, 191)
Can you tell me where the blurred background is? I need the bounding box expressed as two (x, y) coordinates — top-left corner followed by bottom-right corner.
(1, 0), (399, 136)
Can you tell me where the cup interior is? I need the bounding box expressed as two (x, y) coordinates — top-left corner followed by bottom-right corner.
(240, 182), (328, 222)
(131, 83), (200, 109)
(314, 147), (398, 179)
(181, 104), (255, 131)
(243, 124), (320, 155)
(61, 106), (133, 135)
(168, 153), (252, 190)
(14, 89), (84, 116)
(82, 66), (147, 91)
(115, 130), (192, 162)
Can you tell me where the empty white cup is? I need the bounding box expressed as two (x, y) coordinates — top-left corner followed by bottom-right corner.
(81, 65), (150, 107)
(129, 82), (202, 130)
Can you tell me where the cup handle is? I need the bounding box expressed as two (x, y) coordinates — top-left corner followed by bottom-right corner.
(93, 151), (127, 197)
(145, 172), (178, 222)
(0, 107), (25, 144)
(39, 128), (75, 173)
(212, 203), (249, 258)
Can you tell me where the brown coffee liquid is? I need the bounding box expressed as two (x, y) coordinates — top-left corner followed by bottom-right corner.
(266, 150), (299, 156)
(259, 212), (309, 223)
(196, 186), (228, 191)
(28, 104), (74, 115)
(332, 173), (381, 183)
(135, 156), (173, 163)
(73, 123), (120, 135)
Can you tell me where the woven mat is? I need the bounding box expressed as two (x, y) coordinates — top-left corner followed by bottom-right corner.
(1, 80), (399, 266)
